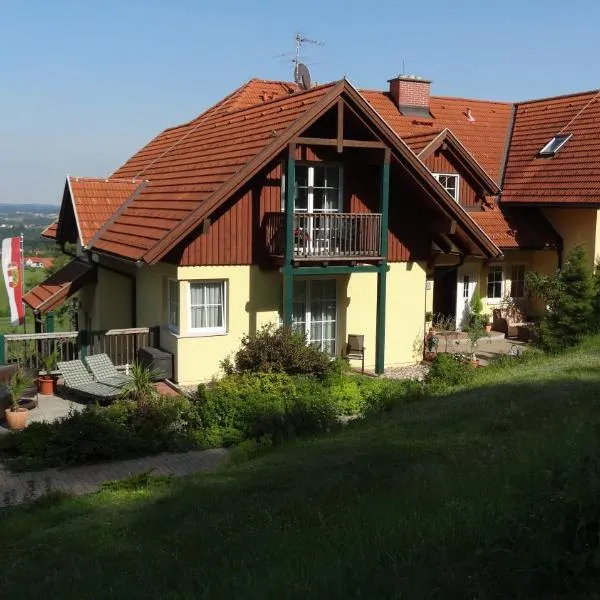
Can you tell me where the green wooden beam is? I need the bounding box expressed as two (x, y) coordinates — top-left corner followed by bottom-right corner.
(376, 157), (391, 374)
(45, 311), (55, 334)
(282, 146), (296, 326)
(288, 264), (387, 276)
(0, 334), (5, 365)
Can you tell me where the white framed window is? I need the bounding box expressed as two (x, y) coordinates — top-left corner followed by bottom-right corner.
(189, 281), (227, 335)
(281, 163), (343, 213)
(487, 265), (504, 299)
(510, 265), (526, 298)
(167, 279), (179, 332)
(281, 279), (337, 355)
(433, 173), (460, 202)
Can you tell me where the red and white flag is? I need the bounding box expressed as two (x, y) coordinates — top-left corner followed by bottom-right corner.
(1, 237), (25, 326)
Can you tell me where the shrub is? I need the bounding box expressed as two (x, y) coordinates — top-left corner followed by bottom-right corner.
(0, 395), (199, 472)
(425, 353), (474, 389)
(326, 376), (365, 415)
(357, 377), (425, 414)
(529, 246), (594, 352)
(221, 324), (334, 379)
(193, 372), (340, 444)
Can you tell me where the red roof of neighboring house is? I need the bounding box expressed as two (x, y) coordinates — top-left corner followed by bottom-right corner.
(502, 90), (600, 204)
(23, 260), (95, 313)
(361, 91), (513, 183)
(469, 206), (561, 249)
(24, 257), (54, 269)
(68, 177), (144, 246)
(41, 221), (58, 240)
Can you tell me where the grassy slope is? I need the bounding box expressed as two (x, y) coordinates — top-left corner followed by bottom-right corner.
(2, 342), (600, 598)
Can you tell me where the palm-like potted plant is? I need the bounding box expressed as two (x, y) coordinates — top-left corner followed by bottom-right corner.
(3, 369), (34, 430)
(38, 350), (58, 395)
(119, 362), (159, 408)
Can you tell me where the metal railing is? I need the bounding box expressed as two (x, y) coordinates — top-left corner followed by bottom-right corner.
(264, 212), (382, 259)
(1, 327), (158, 372)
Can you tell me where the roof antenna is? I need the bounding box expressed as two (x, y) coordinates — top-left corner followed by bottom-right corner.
(402, 59), (405, 75)
(294, 33), (324, 89)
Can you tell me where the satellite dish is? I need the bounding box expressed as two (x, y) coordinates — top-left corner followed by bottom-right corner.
(295, 63), (312, 90)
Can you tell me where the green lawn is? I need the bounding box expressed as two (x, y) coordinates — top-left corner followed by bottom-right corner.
(2, 342), (600, 598)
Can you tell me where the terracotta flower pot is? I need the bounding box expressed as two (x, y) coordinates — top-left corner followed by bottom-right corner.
(38, 376), (54, 396)
(5, 407), (28, 430)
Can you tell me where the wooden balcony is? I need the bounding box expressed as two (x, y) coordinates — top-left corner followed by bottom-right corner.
(264, 212), (383, 263)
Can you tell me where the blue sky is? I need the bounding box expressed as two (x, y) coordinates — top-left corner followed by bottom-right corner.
(1, 0), (599, 204)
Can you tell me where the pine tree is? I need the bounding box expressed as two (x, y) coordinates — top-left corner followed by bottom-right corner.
(539, 246), (593, 352)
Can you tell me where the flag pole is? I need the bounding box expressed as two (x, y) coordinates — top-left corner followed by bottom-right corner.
(20, 233), (25, 334)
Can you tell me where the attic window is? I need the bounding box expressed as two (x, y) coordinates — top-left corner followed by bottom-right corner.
(538, 133), (572, 157)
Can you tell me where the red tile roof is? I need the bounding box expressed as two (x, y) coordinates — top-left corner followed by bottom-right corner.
(24, 257), (54, 269)
(41, 221), (58, 240)
(402, 130), (443, 154)
(92, 83), (338, 260)
(502, 90), (600, 204)
(469, 206), (561, 249)
(68, 177), (144, 247)
(23, 260), (95, 313)
(361, 91), (513, 183)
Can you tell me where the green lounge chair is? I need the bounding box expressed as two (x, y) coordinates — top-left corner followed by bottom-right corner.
(85, 353), (131, 388)
(57, 360), (121, 400)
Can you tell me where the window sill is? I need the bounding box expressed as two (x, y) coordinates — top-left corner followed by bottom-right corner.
(162, 326), (227, 339)
(486, 298), (503, 305)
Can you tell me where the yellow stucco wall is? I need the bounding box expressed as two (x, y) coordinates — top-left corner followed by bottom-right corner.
(157, 262), (428, 385)
(81, 268), (133, 331)
(544, 208), (598, 265)
(172, 266), (280, 385)
(477, 250), (558, 317)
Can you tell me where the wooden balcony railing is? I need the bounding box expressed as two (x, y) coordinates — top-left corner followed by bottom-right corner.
(2, 327), (158, 372)
(264, 212), (382, 260)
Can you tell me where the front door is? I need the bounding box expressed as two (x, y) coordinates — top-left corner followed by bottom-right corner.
(456, 268), (476, 330)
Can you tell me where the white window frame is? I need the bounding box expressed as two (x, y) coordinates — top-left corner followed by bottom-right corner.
(281, 162), (344, 212)
(188, 280), (227, 336)
(538, 134), (572, 157)
(280, 279), (338, 355)
(510, 265), (526, 299)
(167, 278), (179, 333)
(487, 265), (504, 302)
(432, 172), (460, 202)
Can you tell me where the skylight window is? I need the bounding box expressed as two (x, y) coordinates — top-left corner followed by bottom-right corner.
(538, 133), (572, 157)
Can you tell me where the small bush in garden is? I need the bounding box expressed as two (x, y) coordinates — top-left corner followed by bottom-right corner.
(221, 324), (334, 379)
(527, 246), (593, 352)
(326, 376), (365, 415)
(425, 353), (474, 388)
(0, 395), (200, 472)
(357, 377), (425, 414)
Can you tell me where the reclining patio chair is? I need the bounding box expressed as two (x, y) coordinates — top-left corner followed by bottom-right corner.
(57, 360), (121, 400)
(85, 353), (131, 388)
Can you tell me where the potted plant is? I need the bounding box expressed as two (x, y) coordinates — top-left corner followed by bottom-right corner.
(483, 314), (492, 333)
(425, 311), (434, 331)
(38, 350), (58, 395)
(3, 369), (34, 430)
(465, 316), (486, 367)
(423, 328), (439, 362)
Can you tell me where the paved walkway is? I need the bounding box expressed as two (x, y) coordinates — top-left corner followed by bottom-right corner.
(0, 448), (228, 507)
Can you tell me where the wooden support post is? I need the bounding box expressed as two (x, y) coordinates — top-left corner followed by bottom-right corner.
(337, 99), (344, 153)
(283, 145), (296, 326)
(45, 311), (55, 334)
(375, 154), (390, 374)
(0, 335), (5, 365)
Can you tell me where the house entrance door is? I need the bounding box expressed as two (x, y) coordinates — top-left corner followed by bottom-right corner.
(456, 268), (476, 330)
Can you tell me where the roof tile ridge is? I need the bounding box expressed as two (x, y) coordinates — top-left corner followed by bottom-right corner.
(359, 88), (513, 106)
(516, 88), (600, 106)
(195, 80), (339, 123)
